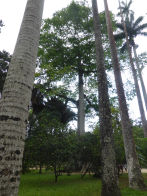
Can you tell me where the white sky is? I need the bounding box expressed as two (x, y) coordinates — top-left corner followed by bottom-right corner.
(0, 0), (147, 122)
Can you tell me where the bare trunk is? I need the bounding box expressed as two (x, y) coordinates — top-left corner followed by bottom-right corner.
(77, 71), (85, 135)
(104, 0), (146, 189)
(54, 166), (58, 183)
(133, 45), (147, 113)
(117, 0), (147, 137)
(0, 0), (44, 195)
(39, 164), (42, 174)
(92, 1), (121, 195)
(130, 47), (147, 137)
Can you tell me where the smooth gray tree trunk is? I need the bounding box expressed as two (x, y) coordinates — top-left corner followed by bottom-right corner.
(0, 0), (44, 195)
(77, 71), (85, 135)
(133, 45), (147, 113)
(129, 47), (147, 137)
(104, 0), (146, 189)
(92, 0), (121, 195)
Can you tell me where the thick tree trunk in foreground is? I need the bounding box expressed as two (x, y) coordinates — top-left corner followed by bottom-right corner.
(77, 71), (85, 135)
(92, 0), (121, 195)
(0, 0), (44, 195)
(104, 0), (146, 189)
(133, 45), (147, 113)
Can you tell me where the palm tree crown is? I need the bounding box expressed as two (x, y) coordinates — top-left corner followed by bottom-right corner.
(115, 13), (147, 51)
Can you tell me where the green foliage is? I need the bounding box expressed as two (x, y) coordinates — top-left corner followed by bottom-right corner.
(38, 1), (96, 78)
(36, 1), (126, 127)
(0, 50), (11, 93)
(23, 91), (76, 179)
(137, 52), (147, 71)
(133, 125), (147, 167)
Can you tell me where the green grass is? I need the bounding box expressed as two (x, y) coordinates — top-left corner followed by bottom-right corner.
(19, 172), (147, 196)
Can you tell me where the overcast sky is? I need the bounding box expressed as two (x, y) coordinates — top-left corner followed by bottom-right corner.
(0, 0), (147, 121)
(0, 0), (146, 53)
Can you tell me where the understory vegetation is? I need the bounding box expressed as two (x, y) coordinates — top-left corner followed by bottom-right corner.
(0, 0), (147, 195)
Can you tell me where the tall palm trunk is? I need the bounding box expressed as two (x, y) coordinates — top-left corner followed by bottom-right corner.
(133, 45), (147, 112)
(92, 0), (121, 195)
(78, 70), (85, 135)
(104, 0), (146, 189)
(117, 0), (147, 137)
(0, 0), (44, 195)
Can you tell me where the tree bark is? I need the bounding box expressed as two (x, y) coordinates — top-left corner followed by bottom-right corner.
(133, 45), (147, 113)
(0, 0), (44, 195)
(129, 46), (147, 137)
(39, 164), (42, 174)
(92, 1), (121, 195)
(104, 0), (146, 189)
(77, 71), (85, 135)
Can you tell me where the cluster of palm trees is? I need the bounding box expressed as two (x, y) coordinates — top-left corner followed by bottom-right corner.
(0, 0), (146, 195)
(115, 0), (147, 138)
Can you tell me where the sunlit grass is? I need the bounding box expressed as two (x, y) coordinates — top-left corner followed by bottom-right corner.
(19, 172), (147, 196)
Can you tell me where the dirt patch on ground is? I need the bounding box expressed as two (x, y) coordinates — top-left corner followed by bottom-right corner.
(141, 169), (147, 173)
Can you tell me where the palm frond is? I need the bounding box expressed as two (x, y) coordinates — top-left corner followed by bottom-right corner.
(120, 42), (127, 53)
(130, 13), (134, 25)
(139, 32), (147, 36)
(135, 23), (147, 33)
(128, 0), (133, 9)
(114, 32), (125, 40)
(133, 16), (144, 28)
(116, 23), (124, 31)
(121, 1), (126, 7)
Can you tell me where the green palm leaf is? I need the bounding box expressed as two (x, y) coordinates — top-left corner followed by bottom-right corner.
(120, 42), (127, 53)
(133, 16), (144, 29)
(116, 23), (124, 31)
(139, 32), (147, 36)
(135, 23), (147, 33)
(114, 32), (125, 40)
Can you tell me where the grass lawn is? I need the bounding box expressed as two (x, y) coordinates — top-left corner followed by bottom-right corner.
(19, 172), (147, 196)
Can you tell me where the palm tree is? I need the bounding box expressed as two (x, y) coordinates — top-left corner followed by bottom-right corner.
(117, 0), (134, 20)
(92, 0), (121, 195)
(103, 0), (146, 189)
(115, 1), (147, 112)
(0, 0), (44, 195)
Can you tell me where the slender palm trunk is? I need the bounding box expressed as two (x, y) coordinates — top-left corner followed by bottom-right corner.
(0, 0), (44, 195)
(133, 45), (147, 112)
(78, 71), (85, 135)
(104, 0), (146, 189)
(92, 1), (121, 195)
(129, 47), (147, 137)
(117, 0), (147, 137)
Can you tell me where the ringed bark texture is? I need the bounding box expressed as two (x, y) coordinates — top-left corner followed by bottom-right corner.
(0, 0), (44, 195)
(92, 0), (121, 195)
(104, 0), (146, 189)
